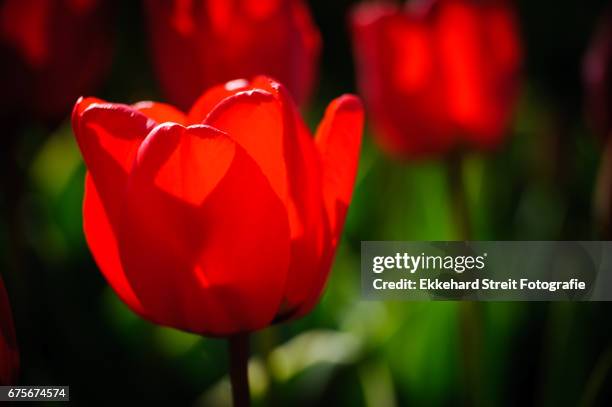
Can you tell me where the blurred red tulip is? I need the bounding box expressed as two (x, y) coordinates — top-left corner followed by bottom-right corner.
(350, 0), (521, 158)
(0, 0), (113, 123)
(0, 276), (19, 385)
(72, 76), (363, 336)
(144, 0), (321, 110)
(584, 11), (612, 141)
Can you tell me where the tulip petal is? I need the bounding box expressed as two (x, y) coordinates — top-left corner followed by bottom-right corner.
(73, 97), (154, 316)
(436, 1), (486, 137)
(187, 78), (251, 124)
(350, 3), (456, 156)
(188, 76), (290, 126)
(73, 98), (156, 176)
(118, 123), (291, 335)
(204, 78), (328, 319)
(258, 77), (330, 319)
(83, 175), (147, 316)
(315, 95), (364, 237)
(203, 87), (288, 201)
(145, 0), (320, 109)
(295, 94), (364, 316)
(144, 0), (212, 110)
(132, 101), (188, 125)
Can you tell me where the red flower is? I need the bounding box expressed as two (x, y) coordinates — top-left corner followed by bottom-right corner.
(0, 0), (113, 122)
(584, 11), (612, 141)
(72, 76), (363, 336)
(350, 0), (521, 157)
(144, 0), (321, 110)
(0, 276), (19, 385)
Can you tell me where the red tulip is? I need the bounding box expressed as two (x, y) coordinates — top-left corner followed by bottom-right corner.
(72, 76), (363, 336)
(584, 11), (612, 141)
(0, 0), (113, 122)
(350, 0), (521, 157)
(0, 276), (19, 385)
(144, 0), (321, 110)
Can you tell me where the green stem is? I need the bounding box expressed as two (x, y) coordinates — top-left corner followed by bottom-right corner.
(446, 151), (471, 240)
(228, 333), (251, 407)
(446, 151), (483, 406)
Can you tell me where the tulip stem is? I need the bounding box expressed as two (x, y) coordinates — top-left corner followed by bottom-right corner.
(446, 151), (484, 406)
(228, 333), (251, 407)
(446, 151), (471, 240)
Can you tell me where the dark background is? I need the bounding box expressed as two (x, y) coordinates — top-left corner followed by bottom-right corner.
(1, 0), (612, 405)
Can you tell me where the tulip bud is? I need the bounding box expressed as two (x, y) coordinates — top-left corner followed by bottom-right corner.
(350, 0), (522, 158)
(71, 76), (363, 336)
(0, 0), (113, 123)
(144, 0), (321, 110)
